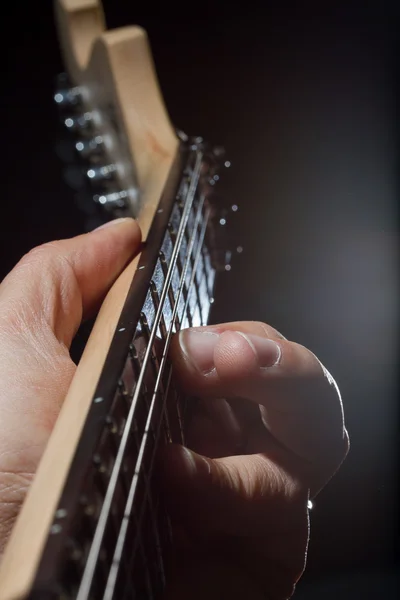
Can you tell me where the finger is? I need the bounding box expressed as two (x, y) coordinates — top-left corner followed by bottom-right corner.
(0, 218), (141, 347)
(198, 397), (244, 449)
(171, 323), (349, 481)
(185, 402), (243, 458)
(160, 444), (308, 538)
(0, 219), (142, 552)
(160, 446), (308, 597)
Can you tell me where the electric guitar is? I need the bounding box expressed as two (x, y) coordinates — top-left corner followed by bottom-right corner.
(0, 1), (237, 598)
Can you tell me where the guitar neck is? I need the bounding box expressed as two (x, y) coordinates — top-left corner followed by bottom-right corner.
(35, 142), (218, 599)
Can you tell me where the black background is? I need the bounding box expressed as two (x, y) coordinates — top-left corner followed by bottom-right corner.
(0, 1), (399, 597)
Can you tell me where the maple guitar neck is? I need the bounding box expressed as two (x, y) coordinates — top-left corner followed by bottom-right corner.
(0, 1), (235, 599)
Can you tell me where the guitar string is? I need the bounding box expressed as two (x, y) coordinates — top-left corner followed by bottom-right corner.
(103, 200), (210, 599)
(76, 151), (203, 600)
(132, 205), (212, 595)
(174, 206), (213, 436)
(118, 210), (212, 600)
(120, 209), (212, 600)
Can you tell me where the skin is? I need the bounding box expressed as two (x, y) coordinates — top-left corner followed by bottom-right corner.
(0, 217), (349, 598)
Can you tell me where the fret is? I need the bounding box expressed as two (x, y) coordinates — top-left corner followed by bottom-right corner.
(202, 245), (216, 300)
(198, 271), (210, 325)
(160, 226), (174, 265)
(159, 251), (175, 334)
(141, 290), (157, 333)
(176, 230), (191, 328)
(170, 267), (185, 330)
(195, 244), (212, 316)
(149, 279), (168, 341)
(179, 200), (203, 328)
(169, 201), (183, 235)
(188, 228), (205, 324)
(184, 206), (211, 327)
(148, 279), (173, 446)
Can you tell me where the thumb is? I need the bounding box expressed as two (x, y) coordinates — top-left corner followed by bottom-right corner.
(160, 444), (307, 538)
(0, 217), (141, 347)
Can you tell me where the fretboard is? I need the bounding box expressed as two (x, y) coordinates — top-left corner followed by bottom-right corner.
(30, 143), (220, 599)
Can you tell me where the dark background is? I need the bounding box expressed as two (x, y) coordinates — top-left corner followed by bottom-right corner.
(0, 1), (399, 597)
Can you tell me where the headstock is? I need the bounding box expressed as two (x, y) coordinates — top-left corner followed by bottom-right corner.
(54, 0), (178, 232)
(53, 0), (242, 264)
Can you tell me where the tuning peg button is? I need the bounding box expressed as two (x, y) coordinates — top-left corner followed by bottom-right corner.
(54, 86), (83, 109)
(75, 136), (104, 159)
(64, 112), (94, 133)
(86, 164), (117, 183)
(93, 190), (129, 210)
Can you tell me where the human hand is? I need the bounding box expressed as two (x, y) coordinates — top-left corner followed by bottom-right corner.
(0, 218), (141, 554)
(0, 221), (348, 600)
(161, 322), (349, 599)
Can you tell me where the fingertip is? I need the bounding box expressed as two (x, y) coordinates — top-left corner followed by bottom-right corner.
(91, 217), (142, 245)
(214, 330), (259, 379)
(214, 331), (282, 380)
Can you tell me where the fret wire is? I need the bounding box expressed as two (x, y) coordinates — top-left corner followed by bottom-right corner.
(77, 151), (203, 600)
(192, 258), (204, 326)
(128, 372), (176, 592)
(182, 206), (210, 327)
(178, 210), (211, 428)
(186, 224), (204, 325)
(121, 366), (174, 600)
(103, 199), (210, 600)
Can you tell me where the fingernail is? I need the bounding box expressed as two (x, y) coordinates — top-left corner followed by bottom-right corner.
(179, 329), (219, 375)
(93, 217), (134, 231)
(236, 332), (282, 368)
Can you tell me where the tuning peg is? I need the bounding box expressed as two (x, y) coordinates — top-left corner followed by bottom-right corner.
(75, 136), (104, 159)
(93, 190), (129, 210)
(176, 129), (189, 142)
(64, 112), (94, 133)
(54, 73), (83, 109)
(54, 87), (82, 109)
(86, 163), (117, 184)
